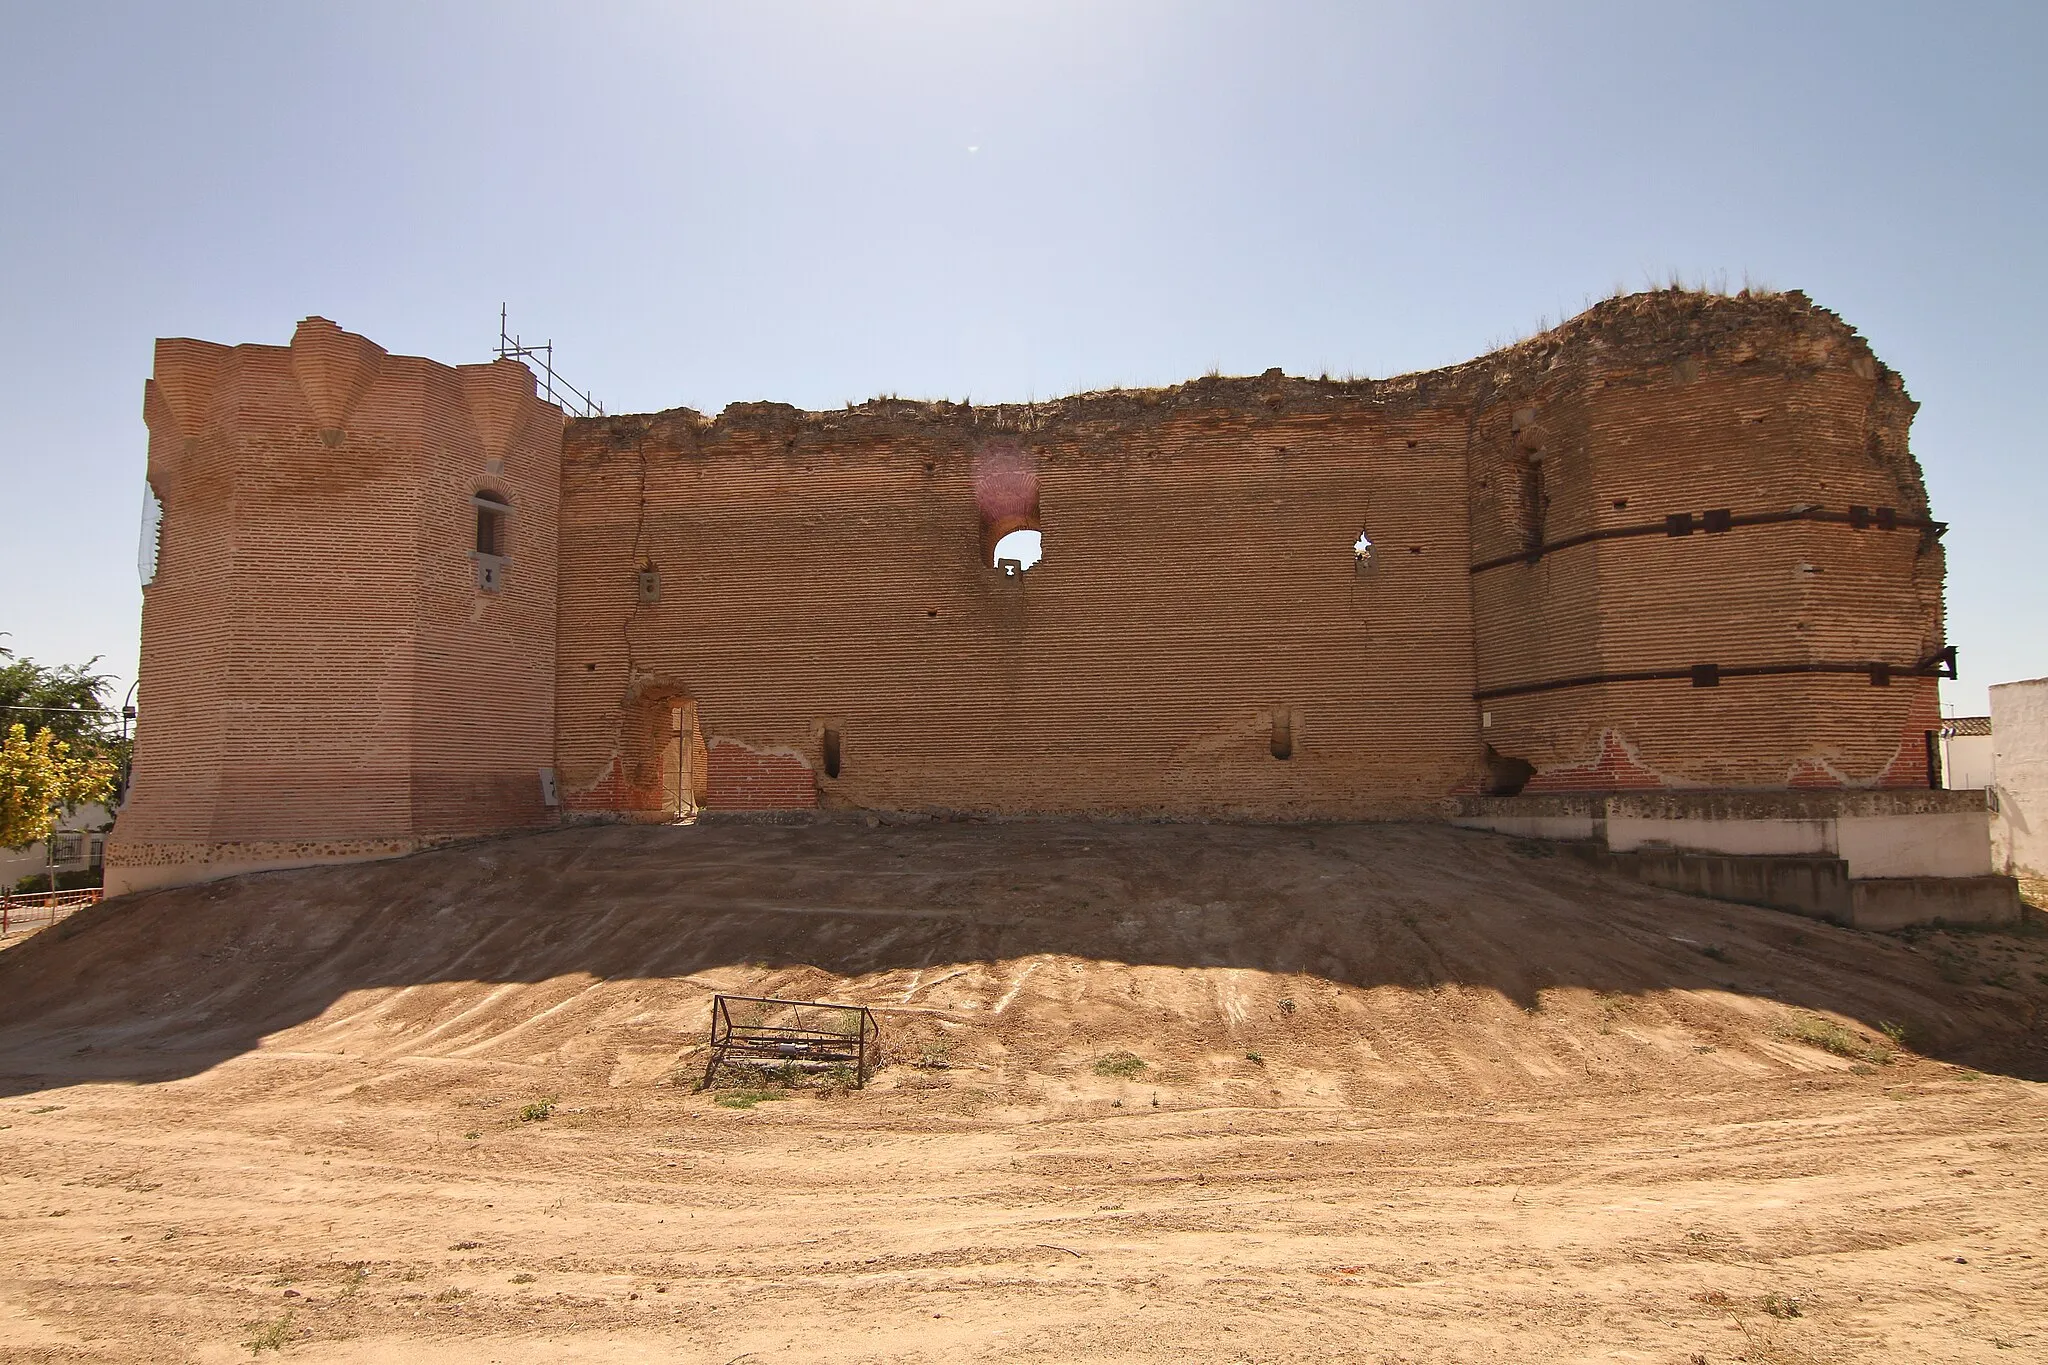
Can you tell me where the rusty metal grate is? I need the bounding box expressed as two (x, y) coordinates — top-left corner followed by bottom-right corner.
(699, 994), (878, 1090)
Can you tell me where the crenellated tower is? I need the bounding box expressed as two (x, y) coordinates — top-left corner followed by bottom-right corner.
(107, 318), (565, 894)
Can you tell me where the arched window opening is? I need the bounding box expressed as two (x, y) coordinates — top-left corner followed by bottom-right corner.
(1352, 531), (1373, 569)
(993, 528), (1042, 575)
(475, 492), (510, 557)
(974, 437), (1040, 575)
(472, 491), (511, 592)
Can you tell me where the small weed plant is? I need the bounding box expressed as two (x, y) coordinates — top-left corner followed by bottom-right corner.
(245, 1312), (294, 1355)
(715, 1089), (791, 1110)
(1093, 1051), (1148, 1079)
(518, 1098), (556, 1123)
(1760, 1291), (1804, 1319)
(1777, 1015), (1892, 1065)
(705, 1057), (861, 1096)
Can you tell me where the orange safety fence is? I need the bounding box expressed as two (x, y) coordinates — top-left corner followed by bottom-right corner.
(0, 887), (102, 938)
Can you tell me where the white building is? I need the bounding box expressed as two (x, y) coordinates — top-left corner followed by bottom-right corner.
(0, 803), (113, 892)
(1938, 716), (1994, 790)
(1990, 679), (2048, 882)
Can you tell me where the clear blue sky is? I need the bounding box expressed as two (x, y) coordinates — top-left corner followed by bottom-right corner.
(2, 1), (2041, 715)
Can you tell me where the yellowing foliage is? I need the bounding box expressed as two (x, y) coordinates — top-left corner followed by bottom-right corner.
(1, 723), (118, 850)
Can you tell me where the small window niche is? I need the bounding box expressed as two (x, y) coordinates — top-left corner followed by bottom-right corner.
(821, 725), (843, 780)
(473, 491), (511, 592)
(1270, 708), (1294, 761)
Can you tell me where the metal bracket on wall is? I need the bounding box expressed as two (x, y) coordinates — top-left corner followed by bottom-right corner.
(1474, 644), (1959, 702)
(1470, 503), (1946, 574)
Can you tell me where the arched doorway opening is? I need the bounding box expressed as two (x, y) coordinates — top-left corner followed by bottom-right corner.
(660, 699), (707, 819)
(622, 678), (706, 820)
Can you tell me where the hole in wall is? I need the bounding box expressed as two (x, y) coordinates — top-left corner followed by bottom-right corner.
(1612, 498), (1629, 510)
(975, 437), (1040, 574)
(585, 662), (597, 672)
(993, 528), (1042, 574)
(137, 481), (163, 587)
(822, 727), (842, 780)
(1405, 439), (1417, 449)
(1352, 532), (1374, 568)
(926, 608), (938, 619)
(1408, 546), (1422, 555)
(1270, 709), (1294, 761)
(1482, 745), (1533, 796)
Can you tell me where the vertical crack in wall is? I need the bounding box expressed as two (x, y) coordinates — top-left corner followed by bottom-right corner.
(1460, 372), (1500, 789)
(613, 436), (653, 769)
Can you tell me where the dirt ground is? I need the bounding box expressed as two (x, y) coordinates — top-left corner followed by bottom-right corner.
(3, 819), (2046, 1363)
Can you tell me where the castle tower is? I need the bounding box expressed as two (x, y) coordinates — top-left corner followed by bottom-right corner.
(107, 319), (564, 893)
(1465, 291), (1946, 792)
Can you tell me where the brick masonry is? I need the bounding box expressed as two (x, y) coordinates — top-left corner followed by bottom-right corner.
(107, 290), (1950, 889)
(109, 320), (562, 892)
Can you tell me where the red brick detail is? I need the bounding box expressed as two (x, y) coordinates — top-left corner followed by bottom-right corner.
(1522, 729), (1673, 793)
(704, 741), (817, 811)
(1872, 682), (1942, 788)
(560, 757), (630, 813)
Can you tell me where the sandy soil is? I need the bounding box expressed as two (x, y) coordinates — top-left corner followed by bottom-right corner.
(2, 819), (2046, 1363)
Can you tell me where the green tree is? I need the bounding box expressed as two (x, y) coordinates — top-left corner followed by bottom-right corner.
(0, 646), (126, 850)
(2, 723), (117, 850)
(0, 645), (116, 750)
(0, 644), (128, 784)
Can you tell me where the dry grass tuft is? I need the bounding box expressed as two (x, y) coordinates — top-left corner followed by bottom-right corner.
(1776, 1014), (1893, 1065)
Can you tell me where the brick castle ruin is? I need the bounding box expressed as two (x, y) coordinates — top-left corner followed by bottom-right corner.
(108, 290), (1967, 901)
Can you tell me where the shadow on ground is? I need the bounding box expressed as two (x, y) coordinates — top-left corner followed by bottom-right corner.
(1, 819), (2043, 1099)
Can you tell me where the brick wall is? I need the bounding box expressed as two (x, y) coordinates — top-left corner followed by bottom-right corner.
(1466, 292), (1943, 791)
(110, 290), (1953, 881)
(108, 320), (563, 893)
(555, 384), (1482, 820)
(556, 290), (1946, 818)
